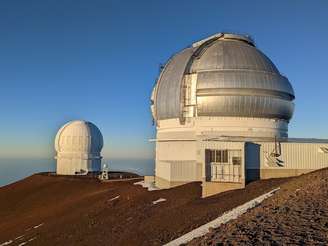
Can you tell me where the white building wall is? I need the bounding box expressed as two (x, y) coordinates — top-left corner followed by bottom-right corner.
(195, 117), (288, 139)
(155, 140), (198, 182)
(156, 141), (196, 161)
(155, 161), (171, 181)
(154, 118), (328, 187)
(56, 158), (83, 175)
(56, 158), (101, 175)
(260, 142), (328, 170)
(170, 161), (201, 181)
(157, 117), (288, 140)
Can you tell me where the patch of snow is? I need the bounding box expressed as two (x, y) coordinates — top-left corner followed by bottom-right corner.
(33, 223), (44, 229)
(134, 181), (160, 191)
(15, 235), (24, 240)
(0, 240), (13, 246)
(15, 238), (36, 246)
(109, 195), (120, 201)
(133, 180), (148, 188)
(165, 187), (280, 246)
(25, 223), (44, 232)
(28, 237), (36, 242)
(152, 198), (166, 205)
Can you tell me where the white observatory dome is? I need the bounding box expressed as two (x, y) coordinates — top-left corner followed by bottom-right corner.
(55, 120), (103, 175)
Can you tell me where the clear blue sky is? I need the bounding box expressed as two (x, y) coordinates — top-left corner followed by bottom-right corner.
(0, 0), (327, 159)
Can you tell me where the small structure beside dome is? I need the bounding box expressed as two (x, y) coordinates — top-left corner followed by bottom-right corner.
(55, 120), (103, 175)
(99, 163), (109, 180)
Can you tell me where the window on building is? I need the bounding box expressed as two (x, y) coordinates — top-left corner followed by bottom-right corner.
(207, 149), (228, 163)
(209, 150), (215, 162)
(216, 150), (228, 163)
(232, 156), (241, 165)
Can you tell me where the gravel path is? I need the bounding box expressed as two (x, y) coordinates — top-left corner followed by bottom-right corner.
(188, 168), (328, 245)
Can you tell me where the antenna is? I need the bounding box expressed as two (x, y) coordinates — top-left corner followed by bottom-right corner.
(99, 163), (109, 180)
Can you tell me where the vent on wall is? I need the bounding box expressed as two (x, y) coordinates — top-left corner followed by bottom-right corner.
(318, 147), (328, 153)
(264, 152), (284, 167)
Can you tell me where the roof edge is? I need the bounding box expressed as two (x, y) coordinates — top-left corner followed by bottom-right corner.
(192, 32), (254, 48)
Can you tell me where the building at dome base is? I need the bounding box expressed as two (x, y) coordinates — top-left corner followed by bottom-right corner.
(150, 33), (328, 197)
(55, 120), (103, 175)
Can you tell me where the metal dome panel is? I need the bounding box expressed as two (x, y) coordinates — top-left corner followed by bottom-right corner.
(190, 40), (279, 74)
(196, 70), (294, 98)
(197, 95), (294, 120)
(152, 33), (295, 122)
(155, 47), (195, 120)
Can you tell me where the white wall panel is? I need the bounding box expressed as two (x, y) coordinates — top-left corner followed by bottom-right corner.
(156, 141), (197, 161)
(260, 142), (328, 170)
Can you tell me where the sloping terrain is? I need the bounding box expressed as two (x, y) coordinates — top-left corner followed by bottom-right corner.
(188, 168), (328, 245)
(0, 173), (289, 246)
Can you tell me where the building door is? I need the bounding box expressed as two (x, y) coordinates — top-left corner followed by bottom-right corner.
(205, 149), (242, 183)
(205, 149), (212, 181)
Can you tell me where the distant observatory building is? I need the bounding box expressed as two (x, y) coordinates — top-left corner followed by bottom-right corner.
(150, 33), (328, 197)
(55, 120), (103, 175)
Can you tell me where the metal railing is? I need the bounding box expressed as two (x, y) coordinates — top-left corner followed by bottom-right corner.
(210, 149), (242, 183)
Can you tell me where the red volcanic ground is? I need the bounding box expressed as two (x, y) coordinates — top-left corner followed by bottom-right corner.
(2, 170), (324, 245)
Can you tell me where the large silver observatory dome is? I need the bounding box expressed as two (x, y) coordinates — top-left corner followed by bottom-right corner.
(151, 33), (295, 123)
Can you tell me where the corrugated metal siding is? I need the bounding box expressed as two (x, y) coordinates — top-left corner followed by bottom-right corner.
(155, 160), (201, 181)
(260, 142), (328, 169)
(170, 161), (200, 181)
